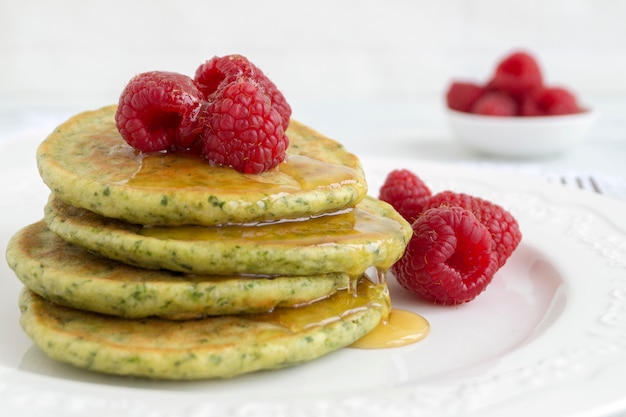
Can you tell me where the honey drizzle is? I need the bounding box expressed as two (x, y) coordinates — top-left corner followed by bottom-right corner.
(248, 277), (387, 332)
(123, 152), (361, 193)
(107, 141), (428, 350)
(350, 308), (430, 349)
(350, 268), (429, 349)
(68, 117), (426, 351)
(248, 276), (429, 349)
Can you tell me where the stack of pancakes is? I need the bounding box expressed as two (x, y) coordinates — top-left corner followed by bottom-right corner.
(6, 105), (412, 380)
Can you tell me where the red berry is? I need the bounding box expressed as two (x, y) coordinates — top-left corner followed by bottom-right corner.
(489, 51), (543, 99)
(446, 82), (485, 112)
(534, 87), (581, 115)
(194, 54), (251, 96)
(519, 94), (545, 116)
(115, 71), (205, 152)
(379, 169), (431, 224)
(470, 91), (517, 116)
(392, 206), (499, 305)
(423, 191), (522, 268)
(194, 54), (291, 129)
(201, 79), (288, 174)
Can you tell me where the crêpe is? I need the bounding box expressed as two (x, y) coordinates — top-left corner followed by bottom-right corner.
(37, 105), (368, 226)
(44, 194), (412, 277)
(7, 221), (351, 319)
(19, 277), (389, 380)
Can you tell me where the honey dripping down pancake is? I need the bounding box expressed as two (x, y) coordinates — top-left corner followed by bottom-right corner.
(36, 105), (368, 227)
(6, 100), (431, 380)
(18, 277), (427, 380)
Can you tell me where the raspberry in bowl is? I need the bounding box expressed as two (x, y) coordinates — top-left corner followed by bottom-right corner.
(445, 51), (595, 158)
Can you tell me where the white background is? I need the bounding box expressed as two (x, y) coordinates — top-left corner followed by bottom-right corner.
(1, 0), (626, 195)
(2, 0), (625, 106)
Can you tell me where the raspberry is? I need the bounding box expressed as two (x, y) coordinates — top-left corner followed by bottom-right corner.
(379, 169), (431, 224)
(392, 206), (499, 305)
(194, 54), (252, 97)
(470, 91), (517, 116)
(519, 94), (545, 116)
(423, 191), (522, 268)
(194, 54), (291, 129)
(201, 79), (288, 174)
(533, 87), (581, 115)
(489, 51), (543, 99)
(446, 82), (484, 112)
(115, 71), (205, 152)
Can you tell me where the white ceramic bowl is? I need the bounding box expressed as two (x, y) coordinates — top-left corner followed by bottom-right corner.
(446, 108), (595, 158)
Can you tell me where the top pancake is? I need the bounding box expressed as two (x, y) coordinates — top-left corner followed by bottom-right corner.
(37, 105), (368, 226)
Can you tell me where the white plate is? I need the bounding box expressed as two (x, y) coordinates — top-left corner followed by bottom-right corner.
(2, 136), (626, 417)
